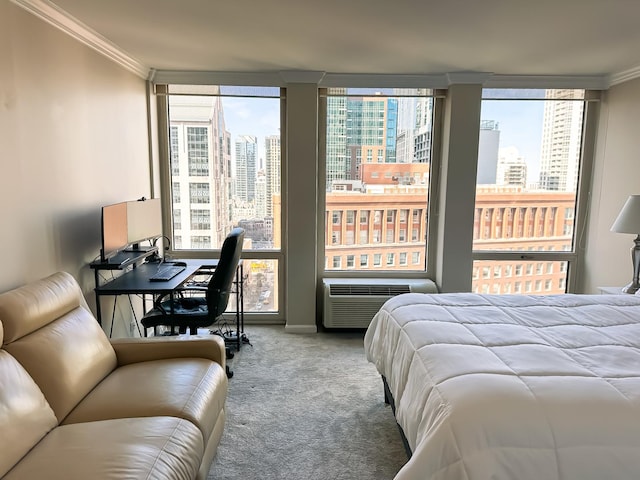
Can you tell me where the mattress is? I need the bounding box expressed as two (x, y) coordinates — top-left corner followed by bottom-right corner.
(364, 292), (640, 480)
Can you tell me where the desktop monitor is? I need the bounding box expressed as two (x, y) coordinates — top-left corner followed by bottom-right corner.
(126, 198), (162, 252)
(100, 201), (128, 262)
(100, 198), (163, 262)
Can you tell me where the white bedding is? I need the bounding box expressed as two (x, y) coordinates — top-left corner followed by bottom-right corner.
(364, 292), (640, 480)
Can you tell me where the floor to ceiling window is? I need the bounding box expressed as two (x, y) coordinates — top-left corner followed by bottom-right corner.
(320, 87), (439, 276)
(472, 88), (595, 294)
(158, 85), (284, 316)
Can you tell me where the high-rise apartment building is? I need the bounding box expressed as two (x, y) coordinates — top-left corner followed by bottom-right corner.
(477, 120), (500, 184)
(395, 91), (417, 163)
(168, 94), (232, 248)
(413, 93), (433, 164)
(255, 170), (267, 218)
(235, 135), (257, 202)
(496, 146), (527, 187)
(538, 89), (584, 191)
(264, 135), (280, 217)
(325, 89), (348, 190)
(325, 90), (400, 190)
(345, 95), (396, 178)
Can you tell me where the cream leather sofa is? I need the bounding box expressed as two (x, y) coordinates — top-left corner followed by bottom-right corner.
(0, 271), (228, 480)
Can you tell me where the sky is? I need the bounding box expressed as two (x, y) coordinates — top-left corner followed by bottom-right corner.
(480, 100), (545, 183)
(221, 97), (281, 171)
(218, 90), (548, 184)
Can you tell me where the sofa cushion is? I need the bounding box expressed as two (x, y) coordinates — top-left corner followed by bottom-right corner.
(3, 416), (204, 480)
(0, 272), (117, 421)
(0, 272), (88, 343)
(0, 350), (58, 478)
(63, 357), (227, 443)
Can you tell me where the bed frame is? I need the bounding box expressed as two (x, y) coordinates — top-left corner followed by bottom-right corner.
(382, 375), (413, 459)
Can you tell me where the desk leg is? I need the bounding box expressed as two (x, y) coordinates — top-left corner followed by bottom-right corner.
(126, 295), (142, 337)
(109, 296), (118, 338)
(240, 262), (244, 336)
(234, 265), (241, 352)
(94, 269), (103, 326)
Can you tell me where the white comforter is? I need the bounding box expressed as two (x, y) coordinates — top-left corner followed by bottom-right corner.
(364, 293), (640, 480)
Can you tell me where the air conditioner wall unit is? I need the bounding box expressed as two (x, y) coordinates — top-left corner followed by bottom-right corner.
(322, 278), (438, 328)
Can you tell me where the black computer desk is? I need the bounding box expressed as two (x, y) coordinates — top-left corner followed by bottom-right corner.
(91, 256), (244, 351)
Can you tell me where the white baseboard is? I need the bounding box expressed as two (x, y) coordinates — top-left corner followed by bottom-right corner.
(284, 324), (317, 334)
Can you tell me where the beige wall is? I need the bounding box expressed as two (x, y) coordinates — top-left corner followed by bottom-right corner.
(285, 83), (318, 333)
(436, 84), (482, 292)
(0, 3), (151, 327)
(582, 78), (640, 293)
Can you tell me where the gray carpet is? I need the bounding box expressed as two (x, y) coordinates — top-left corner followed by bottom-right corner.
(208, 325), (408, 480)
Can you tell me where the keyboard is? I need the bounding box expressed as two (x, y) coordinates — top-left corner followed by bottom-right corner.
(149, 264), (186, 282)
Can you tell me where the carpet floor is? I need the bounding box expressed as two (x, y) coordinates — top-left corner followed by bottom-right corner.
(208, 325), (408, 479)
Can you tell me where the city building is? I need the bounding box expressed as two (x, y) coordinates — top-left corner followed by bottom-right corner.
(264, 135), (281, 217)
(325, 185), (428, 271)
(539, 89), (585, 191)
(477, 120), (500, 184)
(167, 95), (232, 249)
(413, 94), (434, 164)
(395, 91), (418, 163)
(496, 147), (528, 187)
(235, 134), (257, 202)
(255, 170), (267, 218)
(325, 181), (572, 293)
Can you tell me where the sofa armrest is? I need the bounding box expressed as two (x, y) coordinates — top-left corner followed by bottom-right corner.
(110, 335), (226, 368)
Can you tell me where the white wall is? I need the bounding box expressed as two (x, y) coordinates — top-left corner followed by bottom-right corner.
(582, 78), (640, 293)
(0, 3), (151, 335)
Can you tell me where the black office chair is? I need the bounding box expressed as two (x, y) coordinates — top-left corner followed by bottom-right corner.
(141, 228), (245, 376)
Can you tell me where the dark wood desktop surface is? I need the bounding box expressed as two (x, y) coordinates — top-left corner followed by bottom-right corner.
(95, 258), (219, 295)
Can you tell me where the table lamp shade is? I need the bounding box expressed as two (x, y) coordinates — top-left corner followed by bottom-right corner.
(611, 195), (640, 234)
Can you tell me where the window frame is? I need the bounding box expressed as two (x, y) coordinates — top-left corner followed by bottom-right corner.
(318, 87), (443, 279)
(471, 89), (599, 294)
(155, 84), (287, 321)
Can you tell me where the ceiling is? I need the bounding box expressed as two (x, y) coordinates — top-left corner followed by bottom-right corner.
(27, 0), (640, 84)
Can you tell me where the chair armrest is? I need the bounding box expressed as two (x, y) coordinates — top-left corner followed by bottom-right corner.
(110, 335), (226, 368)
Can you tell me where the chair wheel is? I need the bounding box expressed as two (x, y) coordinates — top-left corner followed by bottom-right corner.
(226, 348), (234, 359)
(226, 366), (234, 378)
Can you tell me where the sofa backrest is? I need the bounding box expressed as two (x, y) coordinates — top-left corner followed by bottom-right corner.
(0, 321), (58, 477)
(0, 272), (117, 422)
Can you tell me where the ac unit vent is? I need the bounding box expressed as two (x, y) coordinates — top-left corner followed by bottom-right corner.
(329, 284), (410, 296)
(323, 278), (438, 328)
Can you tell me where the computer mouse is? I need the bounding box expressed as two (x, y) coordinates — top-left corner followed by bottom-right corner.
(172, 261), (187, 267)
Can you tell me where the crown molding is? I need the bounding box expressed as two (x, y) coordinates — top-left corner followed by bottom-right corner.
(485, 74), (610, 90)
(11, 0), (149, 79)
(609, 65), (640, 87)
(152, 69), (618, 91)
(15, 0), (635, 91)
(319, 73), (450, 88)
(152, 70), (287, 86)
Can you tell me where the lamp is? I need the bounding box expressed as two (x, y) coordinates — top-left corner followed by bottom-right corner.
(611, 195), (640, 293)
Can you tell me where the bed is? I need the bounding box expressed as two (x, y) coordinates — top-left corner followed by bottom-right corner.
(364, 292), (640, 480)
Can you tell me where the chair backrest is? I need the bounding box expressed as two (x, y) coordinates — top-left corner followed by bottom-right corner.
(207, 227), (245, 318)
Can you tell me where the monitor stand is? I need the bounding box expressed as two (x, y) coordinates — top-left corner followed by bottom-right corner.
(92, 246), (159, 270)
(123, 244), (155, 253)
